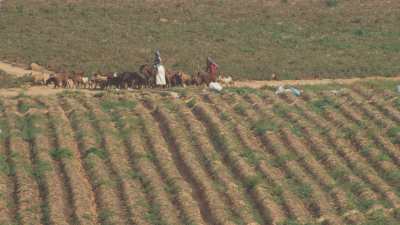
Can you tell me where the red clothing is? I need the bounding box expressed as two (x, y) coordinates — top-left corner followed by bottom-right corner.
(208, 63), (218, 75)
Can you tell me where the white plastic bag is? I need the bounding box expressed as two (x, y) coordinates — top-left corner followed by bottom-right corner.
(289, 87), (301, 96)
(275, 86), (287, 95)
(209, 82), (223, 92)
(397, 85), (400, 93)
(275, 85), (301, 96)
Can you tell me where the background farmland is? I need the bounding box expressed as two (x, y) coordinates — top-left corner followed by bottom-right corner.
(0, 80), (399, 225)
(0, 0), (400, 79)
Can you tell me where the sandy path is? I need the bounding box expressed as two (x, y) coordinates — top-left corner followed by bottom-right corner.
(0, 61), (51, 77)
(235, 76), (400, 88)
(0, 61), (399, 96)
(0, 86), (102, 97)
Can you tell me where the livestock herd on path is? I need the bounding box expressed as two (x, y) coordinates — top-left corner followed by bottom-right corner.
(30, 64), (234, 90)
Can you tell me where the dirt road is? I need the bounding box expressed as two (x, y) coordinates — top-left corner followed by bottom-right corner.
(0, 61), (399, 96)
(235, 76), (400, 88)
(0, 61), (50, 77)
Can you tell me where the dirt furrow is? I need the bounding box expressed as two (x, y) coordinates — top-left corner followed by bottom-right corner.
(263, 93), (372, 223)
(2, 99), (42, 224)
(74, 97), (150, 225)
(135, 101), (213, 225)
(113, 104), (183, 225)
(43, 98), (101, 225)
(0, 101), (17, 225)
(24, 98), (73, 225)
(58, 96), (132, 225)
(274, 90), (400, 219)
(225, 94), (344, 224)
(260, 92), (382, 212)
(314, 93), (400, 207)
(146, 96), (255, 224)
(191, 100), (288, 224)
(276, 92), (386, 211)
(16, 99), (53, 225)
(352, 86), (400, 124)
(300, 91), (400, 209)
(96, 97), (186, 225)
(81, 96), (166, 225)
(174, 101), (266, 224)
(322, 93), (400, 189)
(342, 91), (400, 165)
(204, 94), (313, 223)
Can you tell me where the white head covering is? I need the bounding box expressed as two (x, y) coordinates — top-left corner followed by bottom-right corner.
(154, 50), (162, 65)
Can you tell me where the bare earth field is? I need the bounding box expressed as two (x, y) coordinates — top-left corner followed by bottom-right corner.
(0, 79), (399, 225)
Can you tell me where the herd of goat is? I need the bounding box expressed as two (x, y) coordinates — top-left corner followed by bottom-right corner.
(31, 64), (234, 89)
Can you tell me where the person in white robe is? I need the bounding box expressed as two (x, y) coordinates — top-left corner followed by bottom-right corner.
(154, 50), (166, 87)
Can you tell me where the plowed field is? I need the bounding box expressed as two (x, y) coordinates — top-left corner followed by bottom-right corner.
(0, 83), (399, 225)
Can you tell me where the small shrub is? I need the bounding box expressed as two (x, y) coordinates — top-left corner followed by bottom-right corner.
(294, 183), (313, 199)
(85, 147), (106, 159)
(394, 208), (400, 220)
(16, 115), (40, 141)
(340, 127), (355, 139)
(326, 0), (338, 7)
(82, 213), (93, 222)
(18, 102), (31, 113)
(353, 29), (368, 37)
(240, 148), (261, 165)
(277, 219), (302, 225)
(378, 153), (391, 161)
(271, 153), (297, 168)
(394, 98), (400, 110)
(164, 178), (180, 195)
(360, 147), (370, 156)
(100, 99), (136, 112)
(163, 100), (178, 112)
(219, 111), (230, 121)
(0, 154), (10, 175)
(32, 160), (52, 179)
(311, 97), (335, 114)
(50, 148), (73, 160)
(145, 203), (164, 225)
(224, 87), (260, 96)
(362, 80), (399, 92)
(387, 126), (400, 144)
(358, 199), (376, 211)
(384, 170), (400, 185)
(331, 168), (346, 180)
(99, 209), (114, 224)
(233, 104), (246, 115)
(93, 92), (104, 98)
(290, 124), (304, 138)
(272, 105), (288, 117)
(252, 120), (278, 135)
(349, 181), (367, 194)
(144, 152), (157, 162)
(0, 71), (33, 89)
(270, 185), (284, 204)
(244, 175), (262, 190)
(58, 91), (82, 98)
(186, 98), (196, 108)
(364, 209), (394, 225)
(128, 171), (142, 180)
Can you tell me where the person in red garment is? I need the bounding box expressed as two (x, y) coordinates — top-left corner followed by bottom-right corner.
(206, 57), (218, 77)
